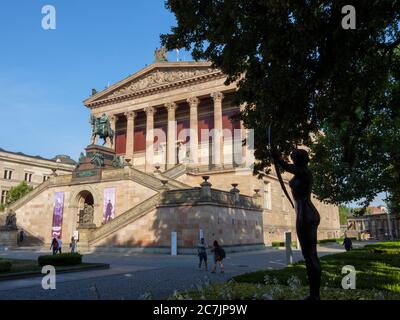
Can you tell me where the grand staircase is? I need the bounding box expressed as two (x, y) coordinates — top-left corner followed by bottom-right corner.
(6, 179), (52, 212)
(2, 164), (191, 247)
(128, 166), (190, 190)
(162, 164), (187, 179)
(89, 193), (161, 245)
(89, 165), (190, 245)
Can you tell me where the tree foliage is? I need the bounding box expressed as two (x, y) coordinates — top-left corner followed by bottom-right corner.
(6, 182), (33, 205)
(338, 205), (352, 225)
(161, 0), (400, 207)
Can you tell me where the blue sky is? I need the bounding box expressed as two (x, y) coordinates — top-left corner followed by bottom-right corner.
(0, 0), (183, 160)
(0, 1), (385, 207)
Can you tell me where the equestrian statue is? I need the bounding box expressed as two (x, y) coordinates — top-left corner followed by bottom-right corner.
(90, 113), (114, 147)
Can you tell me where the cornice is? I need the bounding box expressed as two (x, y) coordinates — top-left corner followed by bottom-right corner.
(85, 70), (225, 109)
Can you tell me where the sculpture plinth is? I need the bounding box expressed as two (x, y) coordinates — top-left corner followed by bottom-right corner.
(79, 145), (116, 170)
(0, 229), (17, 248)
(72, 145), (123, 182)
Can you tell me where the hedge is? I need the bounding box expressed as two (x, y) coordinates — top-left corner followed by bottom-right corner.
(0, 260), (12, 273)
(272, 238), (358, 248)
(271, 241), (298, 248)
(318, 237), (357, 244)
(38, 253), (82, 267)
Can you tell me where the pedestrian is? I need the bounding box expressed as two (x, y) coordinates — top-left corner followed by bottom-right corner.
(69, 237), (77, 253)
(343, 235), (353, 252)
(17, 229), (25, 245)
(197, 238), (208, 270)
(211, 240), (225, 274)
(57, 236), (62, 254)
(50, 237), (59, 255)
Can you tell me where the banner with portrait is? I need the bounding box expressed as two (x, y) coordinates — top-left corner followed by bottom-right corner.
(103, 187), (116, 224)
(51, 192), (64, 238)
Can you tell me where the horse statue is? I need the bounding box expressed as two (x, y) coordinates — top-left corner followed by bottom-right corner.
(90, 114), (114, 147)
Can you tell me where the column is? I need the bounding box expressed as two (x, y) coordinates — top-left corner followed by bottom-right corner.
(187, 97), (199, 164)
(124, 111), (136, 161)
(211, 92), (224, 167)
(165, 102), (177, 168)
(145, 106), (156, 172)
(109, 115), (117, 149)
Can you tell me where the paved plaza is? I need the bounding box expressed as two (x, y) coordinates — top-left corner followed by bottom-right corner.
(0, 242), (365, 300)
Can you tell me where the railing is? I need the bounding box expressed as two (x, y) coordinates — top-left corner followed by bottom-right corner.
(162, 188), (201, 204)
(90, 193), (161, 244)
(186, 163), (245, 174)
(6, 179), (52, 212)
(162, 188), (260, 210)
(162, 164), (187, 179)
(127, 167), (190, 190)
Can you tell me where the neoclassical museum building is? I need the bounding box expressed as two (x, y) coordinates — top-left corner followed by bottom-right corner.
(0, 56), (340, 252)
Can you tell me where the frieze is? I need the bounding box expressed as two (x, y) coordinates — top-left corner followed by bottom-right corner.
(109, 68), (216, 98)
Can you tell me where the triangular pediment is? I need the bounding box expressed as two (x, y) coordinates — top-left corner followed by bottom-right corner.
(84, 61), (221, 107)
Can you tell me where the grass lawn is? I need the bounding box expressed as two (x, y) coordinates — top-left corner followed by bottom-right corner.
(0, 258), (109, 279)
(170, 242), (400, 300)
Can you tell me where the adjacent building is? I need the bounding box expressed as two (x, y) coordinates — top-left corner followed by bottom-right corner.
(346, 205), (399, 240)
(0, 148), (76, 206)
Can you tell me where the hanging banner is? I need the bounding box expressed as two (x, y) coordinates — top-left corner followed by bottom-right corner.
(103, 187), (116, 224)
(51, 192), (64, 238)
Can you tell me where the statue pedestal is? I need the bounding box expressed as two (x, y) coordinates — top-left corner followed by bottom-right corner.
(77, 225), (96, 252)
(73, 145), (117, 182)
(0, 228), (18, 248)
(79, 145), (116, 171)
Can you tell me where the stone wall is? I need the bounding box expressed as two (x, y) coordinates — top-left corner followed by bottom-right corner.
(13, 176), (156, 245)
(94, 204), (263, 248)
(177, 169), (341, 244)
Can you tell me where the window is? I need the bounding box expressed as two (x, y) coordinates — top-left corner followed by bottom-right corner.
(1, 190), (8, 205)
(281, 193), (288, 212)
(263, 182), (272, 210)
(3, 170), (12, 180)
(24, 172), (33, 182)
(43, 175), (50, 182)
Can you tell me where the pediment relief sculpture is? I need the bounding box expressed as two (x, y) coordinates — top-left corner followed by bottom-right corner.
(109, 68), (216, 98)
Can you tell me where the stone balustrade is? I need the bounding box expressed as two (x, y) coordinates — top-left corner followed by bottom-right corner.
(160, 177), (260, 210)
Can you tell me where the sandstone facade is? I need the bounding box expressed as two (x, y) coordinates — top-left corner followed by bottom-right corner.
(0, 60), (340, 250)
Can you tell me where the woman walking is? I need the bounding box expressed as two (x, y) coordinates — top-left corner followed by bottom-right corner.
(70, 237), (77, 253)
(50, 237), (59, 255)
(211, 240), (225, 274)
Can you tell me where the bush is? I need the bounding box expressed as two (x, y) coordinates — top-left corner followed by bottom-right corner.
(317, 239), (336, 244)
(271, 242), (283, 247)
(172, 281), (400, 300)
(0, 260), (12, 273)
(271, 241), (297, 248)
(38, 253), (82, 267)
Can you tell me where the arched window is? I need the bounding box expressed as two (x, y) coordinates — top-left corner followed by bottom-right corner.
(263, 181), (272, 210)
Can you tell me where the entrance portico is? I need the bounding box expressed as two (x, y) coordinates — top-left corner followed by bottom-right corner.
(84, 62), (244, 172)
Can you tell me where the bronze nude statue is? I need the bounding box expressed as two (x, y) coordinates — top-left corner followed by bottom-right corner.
(269, 139), (321, 300)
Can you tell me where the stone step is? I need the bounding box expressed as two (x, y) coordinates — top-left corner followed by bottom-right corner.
(89, 193), (161, 245)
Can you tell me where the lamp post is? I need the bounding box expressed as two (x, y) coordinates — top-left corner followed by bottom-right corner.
(385, 192), (393, 240)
